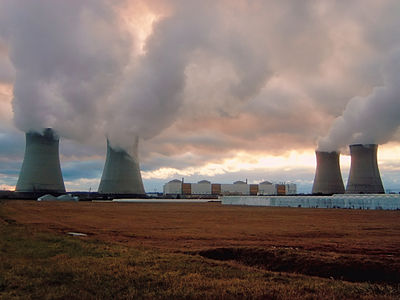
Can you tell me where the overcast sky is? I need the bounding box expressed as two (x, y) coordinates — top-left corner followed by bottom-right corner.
(0, 0), (400, 193)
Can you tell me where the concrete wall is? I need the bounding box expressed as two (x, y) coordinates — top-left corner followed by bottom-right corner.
(191, 182), (212, 195)
(182, 183), (192, 195)
(258, 183), (276, 195)
(286, 183), (297, 195)
(98, 140), (145, 195)
(312, 151), (345, 195)
(163, 181), (182, 195)
(346, 144), (384, 194)
(16, 129), (65, 193)
(221, 183), (250, 195)
(222, 194), (400, 210)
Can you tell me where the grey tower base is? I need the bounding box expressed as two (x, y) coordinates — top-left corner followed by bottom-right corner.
(98, 140), (145, 195)
(16, 128), (66, 193)
(346, 144), (384, 194)
(312, 151), (345, 195)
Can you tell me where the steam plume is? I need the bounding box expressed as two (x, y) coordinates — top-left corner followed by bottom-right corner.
(0, 0), (131, 141)
(105, 0), (273, 149)
(318, 50), (400, 151)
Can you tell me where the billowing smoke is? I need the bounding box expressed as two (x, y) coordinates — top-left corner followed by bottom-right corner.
(106, 0), (273, 149)
(318, 50), (400, 151)
(1, 0), (275, 151)
(0, 0), (131, 142)
(1, 0), (400, 159)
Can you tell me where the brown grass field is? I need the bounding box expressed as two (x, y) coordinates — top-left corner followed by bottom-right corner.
(1, 200), (400, 299)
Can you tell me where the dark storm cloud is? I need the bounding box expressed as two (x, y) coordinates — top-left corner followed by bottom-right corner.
(60, 139), (105, 161)
(61, 160), (103, 181)
(0, 160), (21, 178)
(0, 127), (24, 159)
(0, 130), (23, 187)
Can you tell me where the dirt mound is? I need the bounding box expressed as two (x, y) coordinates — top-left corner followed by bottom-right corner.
(197, 247), (400, 283)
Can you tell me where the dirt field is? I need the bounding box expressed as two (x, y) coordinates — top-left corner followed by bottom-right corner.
(1, 200), (400, 298)
(3, 200), (400, 252)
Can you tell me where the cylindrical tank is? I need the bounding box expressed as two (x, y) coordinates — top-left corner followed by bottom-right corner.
(312, 151), (345, 195)
(16, 128), (66, 193)
(346, 144), (384, 194)
(98, 138), (145, 195)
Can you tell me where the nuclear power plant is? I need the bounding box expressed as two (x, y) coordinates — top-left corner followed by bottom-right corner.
(16, 128), (66, 193)
(346, 144), (384, 194)
(98, 139), (145, 195)
(11, 127), (391, 199)
(312, 151), (345, 195)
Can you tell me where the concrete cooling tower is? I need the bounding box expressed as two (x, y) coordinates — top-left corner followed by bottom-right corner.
(16, 128), (66, 193)
(346, 144), (384, 194)
(312, 151), (345, 195)
(98, 139), (145, 195)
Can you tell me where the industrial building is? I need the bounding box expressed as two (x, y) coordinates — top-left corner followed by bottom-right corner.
(222, 194), (400, 210)
(16, 128), (65, 193)
(163, 179), (297, 197)
(346, 144), (384, 194)
(98, 139), (145, 195)
(13, 127), (388, 198)
(311, 144), (386, 195)
(312, 151), (345, 195)
(163, 179), (183, 195)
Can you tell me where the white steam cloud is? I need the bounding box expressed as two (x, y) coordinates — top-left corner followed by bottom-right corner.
(106, 0), (273, 149)
(318, 50), (400, 151)
(0, 0), (131, 142)
(1, 0), (400, 158)
(1, 0), (274, 151)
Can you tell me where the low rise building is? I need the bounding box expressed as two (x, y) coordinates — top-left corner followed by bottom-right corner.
(191, 180), (212, 195)
(286, 183), (297, 195)
(163, 179), (182, 196)
(258, 181), (276, 195)
(221, 181), (250, 195)
(162, 179), (297, 196)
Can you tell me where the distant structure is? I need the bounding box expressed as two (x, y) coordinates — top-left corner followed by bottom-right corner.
(221, 180), (250, 196)
(163, 179), (297, 197)
(98, 139), (145, 195)
(191, 180), (212, 195)
(346, 144), (384, 194)
(222, 194), (400, 210)
(312, 151), (345, 195)
(163, 179), (182, 195)
(258, 181), (276, 195)
(16, 128), (65, 193)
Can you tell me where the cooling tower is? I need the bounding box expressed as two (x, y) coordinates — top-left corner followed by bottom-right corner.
(98, 138), (145, 195)
(16, 128), (66, 193)
(346, 144), (384, 194)
(312, 151), (345, 195)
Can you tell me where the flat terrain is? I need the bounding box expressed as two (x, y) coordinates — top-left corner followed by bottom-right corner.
(1, 200), (400, 299)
